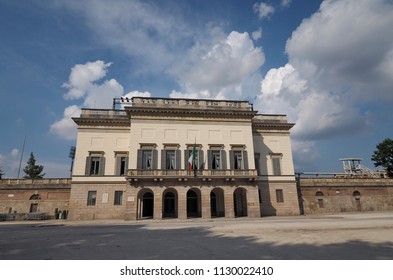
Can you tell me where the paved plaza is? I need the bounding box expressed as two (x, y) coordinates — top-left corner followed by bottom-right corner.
(0, 212), (392, 260)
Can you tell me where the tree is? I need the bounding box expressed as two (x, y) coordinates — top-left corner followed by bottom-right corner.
(371, 138), (393, 178)
(0, 166), (4, 179)
(23, 152), (45, 179)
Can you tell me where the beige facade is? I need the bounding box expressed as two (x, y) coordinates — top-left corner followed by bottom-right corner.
(68, 97), (300, 220)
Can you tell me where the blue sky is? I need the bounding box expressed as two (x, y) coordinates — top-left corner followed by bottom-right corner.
(1, 0), (392, 178)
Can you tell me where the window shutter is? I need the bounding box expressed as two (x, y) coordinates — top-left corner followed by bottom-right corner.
(98, 157), (105, 175)
(220, 150), (227, 170)
(242, 150), (248, 170)
(85, 156), (91, 175)
(152, 150), (158, 169)
(198, 150), (204, 169)
(184, 149), (189, 171)
(161, 150), (166, 170)
(207, 150), (212, 170)
(229, 151), (234, 170)
(124, 157), (129, 174)
(137, 149), (142, 169)
(115, 156), (121, 176)
(175, 150), (181, 169)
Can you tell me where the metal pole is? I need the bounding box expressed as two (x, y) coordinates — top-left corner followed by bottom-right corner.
(17, 136), (26, 179)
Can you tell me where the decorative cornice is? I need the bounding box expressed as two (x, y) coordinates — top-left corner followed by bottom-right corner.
(72, 117), (130, 127)
(126, 107), (257, 120)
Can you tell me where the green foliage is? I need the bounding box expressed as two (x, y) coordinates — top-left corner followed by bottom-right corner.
(0, 166), (4, 179)
(23, 152), (45, 179)
(371, 138), (393, 178)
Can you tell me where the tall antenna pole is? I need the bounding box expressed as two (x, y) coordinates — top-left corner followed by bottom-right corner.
(17, 136), (26, 179)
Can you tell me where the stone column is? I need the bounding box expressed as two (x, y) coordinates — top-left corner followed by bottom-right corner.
(224, 186), (235, 218)
(201, 186), (211, 219)
(246, 185), (261, 218)
(124, 185), (138, 220)
(153, 188), (163, 220)
(178, 186), (187, 219)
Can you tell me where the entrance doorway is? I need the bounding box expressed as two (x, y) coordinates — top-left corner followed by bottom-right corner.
(353, 191), (361, 211)
(187, 189), (201, 218)
(210, 188), (225, 217)
(163, 190), (177, 218)
(233, 188), (247, 217)
(138, 190), (154, 219)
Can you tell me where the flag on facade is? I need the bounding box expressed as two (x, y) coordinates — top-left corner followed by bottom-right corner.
(188, 143), (196, 173)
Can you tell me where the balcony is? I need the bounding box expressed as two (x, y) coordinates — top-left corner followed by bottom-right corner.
(126, 169), (258, 181)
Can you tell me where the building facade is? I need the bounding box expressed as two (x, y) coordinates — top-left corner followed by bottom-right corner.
(68, 97), (299, 220)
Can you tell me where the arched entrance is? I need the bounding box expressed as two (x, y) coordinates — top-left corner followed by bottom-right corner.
(29, 194), (41, 213)
(138, 189), (154, 219)
(210, 188), (225, 217)
(353, 190), (361, 211)
(316, 191), (324, 209)
(233, 188), (247, 217)
(187, 189), (201, 218)
(163, 189), (178, 218)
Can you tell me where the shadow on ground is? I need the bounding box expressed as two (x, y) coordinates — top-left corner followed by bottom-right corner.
(0, 223), (392, 260)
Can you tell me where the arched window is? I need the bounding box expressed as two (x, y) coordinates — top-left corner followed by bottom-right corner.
(29, 194), (41, 200)
(316, 191), (324, 197)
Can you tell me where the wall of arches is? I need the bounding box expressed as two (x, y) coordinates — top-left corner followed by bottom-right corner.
(133, 185), (259, 220)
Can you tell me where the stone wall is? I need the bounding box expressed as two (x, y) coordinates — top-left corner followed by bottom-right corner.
(298, 178), (393, 214)
(0, 179), (71, 218)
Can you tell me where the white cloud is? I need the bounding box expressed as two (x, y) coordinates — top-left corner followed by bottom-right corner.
(286, 0), (393, 100)
(50, 105), (81, 140)
(280, 0), (292, 8)
(253, 2), (275, 20)
(54, 0), (191, 75)
(173, 31), (265, 100)
(258, 0), (393, 170)
(51, 61), (154, 140)
(252, 27), (263, 41)
(10, 149), (19, 157)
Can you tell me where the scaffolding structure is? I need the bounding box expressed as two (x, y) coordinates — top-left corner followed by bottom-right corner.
(339, 158), (379, 178)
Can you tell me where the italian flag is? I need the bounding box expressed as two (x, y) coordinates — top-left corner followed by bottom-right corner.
(188, 144), (196, 172)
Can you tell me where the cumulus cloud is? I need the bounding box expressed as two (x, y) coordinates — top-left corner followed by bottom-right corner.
(50, 61), (152, 140)
(172, 31), (265, 100)
(54, 0), (191, 75)
(0, 148), (23, 178)
(50, 105), (81, 140)
(253, 2), (275, 20)
(286, 0), (393, 100)
(257, 0), (393, 170)
(252, 27), (263, 41)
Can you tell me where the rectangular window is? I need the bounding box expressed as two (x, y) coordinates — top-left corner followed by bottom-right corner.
(254, 153), (261, 175)
(276, 189), (284, 203)
(114, 191), (123, 205)
(233, 151), (243, 170)
(85, 154), (105, 176)
(142, 150), (153, 170)
(229, 149), (248, 170)
(87, 191), (97, 206)
(90, 157), (100, 175)
(166, 150), (176, 169)
(211, 150), (221, 170)
(271, 154), (282, 175)
(115, 156), (128, 176)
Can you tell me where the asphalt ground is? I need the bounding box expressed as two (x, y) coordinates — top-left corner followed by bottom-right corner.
(0, 212), (392, 260)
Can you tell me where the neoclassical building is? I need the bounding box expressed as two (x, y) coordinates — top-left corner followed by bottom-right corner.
(68, 97), (300, 220)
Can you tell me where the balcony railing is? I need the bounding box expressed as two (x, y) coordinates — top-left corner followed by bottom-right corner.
(127, 169), (258, 180)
